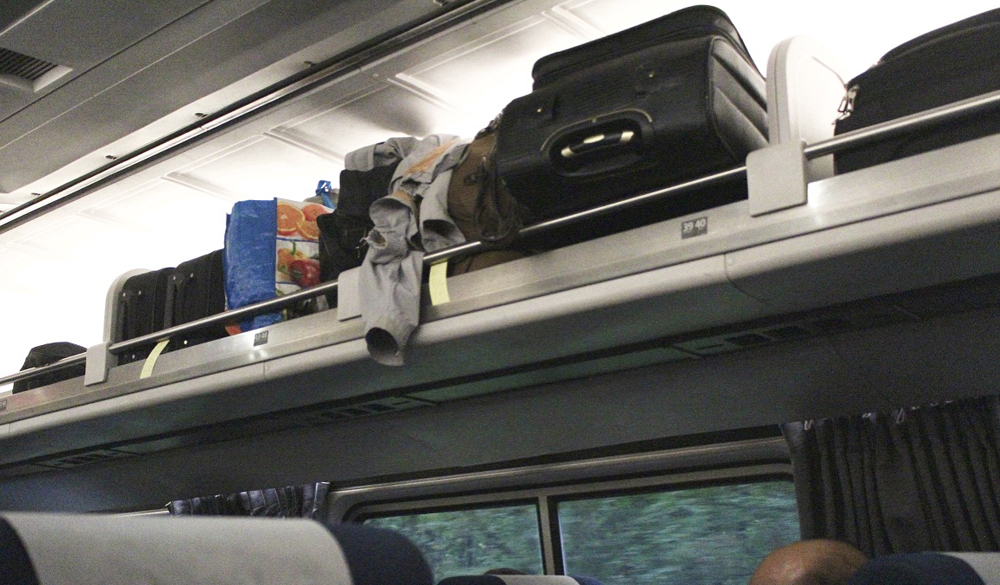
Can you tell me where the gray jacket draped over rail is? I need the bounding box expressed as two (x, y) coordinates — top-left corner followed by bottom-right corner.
(358, 134), (469, 365)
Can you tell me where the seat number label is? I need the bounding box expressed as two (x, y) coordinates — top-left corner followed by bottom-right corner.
(682, 217), (708, 239)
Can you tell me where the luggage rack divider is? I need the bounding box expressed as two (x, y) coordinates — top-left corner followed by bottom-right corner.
(747, 35), (848, 217)
(5, 88), (1000, 392)
(84, 268), (151, 386)
(766, 35), (849, 183)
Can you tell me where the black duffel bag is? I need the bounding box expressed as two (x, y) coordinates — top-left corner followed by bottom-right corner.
(835, 8), (1000, 174)
(13, 342), (86, 393)
(317, 163), (400, 288)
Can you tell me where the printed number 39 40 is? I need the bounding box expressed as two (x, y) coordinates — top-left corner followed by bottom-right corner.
(681, 217), (708, 239)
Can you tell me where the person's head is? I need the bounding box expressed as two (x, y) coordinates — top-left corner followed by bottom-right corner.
(749, 539), (868, 585)
(484, 568), (526, 575)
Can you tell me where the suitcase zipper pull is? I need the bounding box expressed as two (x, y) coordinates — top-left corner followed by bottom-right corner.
(838, 85), (858, 119)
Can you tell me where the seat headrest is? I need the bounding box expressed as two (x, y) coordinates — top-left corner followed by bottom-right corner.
(438, 576), (604, 585)
(0, 513), (432, 585)
(849, 552), (1000, 584)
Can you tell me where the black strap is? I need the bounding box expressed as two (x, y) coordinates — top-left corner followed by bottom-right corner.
(475, 127), (526, 247)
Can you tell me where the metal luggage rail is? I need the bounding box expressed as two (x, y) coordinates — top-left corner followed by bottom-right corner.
(4, 86), (1000, 391)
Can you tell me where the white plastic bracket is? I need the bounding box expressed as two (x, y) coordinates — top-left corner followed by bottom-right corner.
(747, 141), (808, 217)
(766, 35), (849, 182)
(84, 342), (114, 386)
(336, 267), (362, 321)
(103, 268), (150, 343)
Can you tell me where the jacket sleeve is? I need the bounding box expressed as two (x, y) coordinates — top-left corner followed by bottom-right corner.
(358, 135), (468, 366)
(359, 192), (422, 366)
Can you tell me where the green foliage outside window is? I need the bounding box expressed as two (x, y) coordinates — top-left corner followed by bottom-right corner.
(559, 481), (799, 584)
(367, 504), (544, 580)
(365, 480), (798, 584)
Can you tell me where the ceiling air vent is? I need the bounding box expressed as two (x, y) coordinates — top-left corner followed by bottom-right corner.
(37, 449), (134, 470)
(0, 47), (70, 92)
(290, 396), (431, 427)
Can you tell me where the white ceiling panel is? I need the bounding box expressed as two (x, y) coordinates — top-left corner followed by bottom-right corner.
(277, 83), (468, 165)
(0, 243), (89, 291)
(13, 216), (147, 274)
(0, 241), (106, 377)
(557, 0), (693, 36)
(85, 182), (232, 260)
(173, 136), (339, 202)
(88, 182), (232, 234)
(0, 212), (156, 370)
(395, 16), (582, 122)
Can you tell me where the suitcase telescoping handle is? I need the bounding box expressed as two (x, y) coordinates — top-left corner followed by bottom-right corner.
(546, 111), (652, 178)
(559, 130), (636, 159)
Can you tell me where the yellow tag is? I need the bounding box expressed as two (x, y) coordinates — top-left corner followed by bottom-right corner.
(429, 262), (451, 306)
(140, 339), (170, 379)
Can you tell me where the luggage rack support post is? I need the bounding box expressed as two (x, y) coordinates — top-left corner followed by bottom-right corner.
(336, 268), (362, 321)
(84, 342), (113, 386)
(747, 140), (808, 216)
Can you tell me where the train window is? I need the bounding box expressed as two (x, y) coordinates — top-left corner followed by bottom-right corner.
(366, 504), (544, 579)
(557, 481), (799, 584)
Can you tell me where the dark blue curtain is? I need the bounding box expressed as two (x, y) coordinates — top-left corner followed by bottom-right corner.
(167, 482), (330, 519)
(783, 396), (1000, 556)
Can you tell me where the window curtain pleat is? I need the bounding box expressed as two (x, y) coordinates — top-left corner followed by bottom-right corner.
(166, 483), (330, 519)
(783, 396), (1000, 556)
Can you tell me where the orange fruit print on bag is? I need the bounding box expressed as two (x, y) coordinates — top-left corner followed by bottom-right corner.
(297, 203), (327, 240)
(275, 198), (331, 294)
(276, 202), (305, 237)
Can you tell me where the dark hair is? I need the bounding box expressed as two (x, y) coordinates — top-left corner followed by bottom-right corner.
(484, 568), (527, 575)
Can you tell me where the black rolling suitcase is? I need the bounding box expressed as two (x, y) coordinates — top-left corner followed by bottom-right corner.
(165, 249), (227, 349)
(835, 8), (1000, 174)
(12, 342), (86, 393)
(496, 5), (767, 224)
(116, 267), (173, 364)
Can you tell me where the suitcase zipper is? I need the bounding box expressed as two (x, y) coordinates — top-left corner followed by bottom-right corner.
(878, 12), (1000, 64)
(532, 6), (757, 87)
(838, 85), (858, 119)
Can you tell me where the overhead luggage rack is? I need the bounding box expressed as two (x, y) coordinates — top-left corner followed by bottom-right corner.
(3, 21), (1000, 489)
(4, 78), (1000, 477)
(6, 82), (1000, 391)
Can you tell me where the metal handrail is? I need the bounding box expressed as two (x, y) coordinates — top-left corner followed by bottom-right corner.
(424, 166), (748, 265)
(0, 354), (87, 388)
(0, 281), (342, 388)
(426, 87), (1000, 264)
(108, 280), (340, 355)
(805, 87), (1000, 159)
(7, 86), (1000, 389)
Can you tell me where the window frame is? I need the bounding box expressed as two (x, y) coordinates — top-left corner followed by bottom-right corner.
(347, 459), (794, 576)
(360, 499), (549, 578)
(549, 472), (799, 578)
